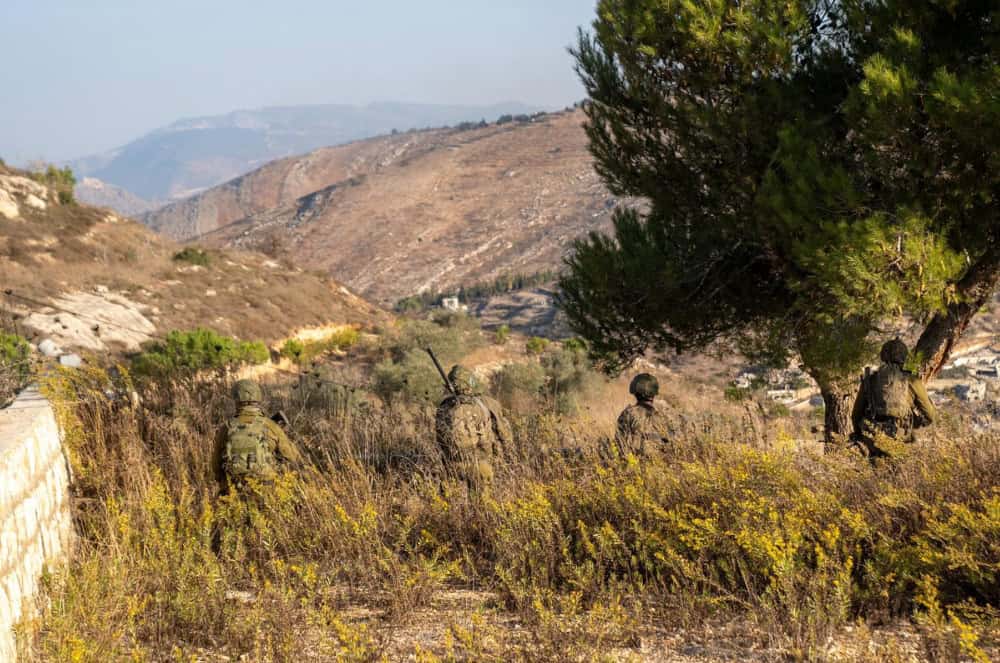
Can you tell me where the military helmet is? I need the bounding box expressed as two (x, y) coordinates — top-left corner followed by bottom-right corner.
(448, 365), (482, 396)
(233, 379), (262, 404)
(629, 373), (658, 400)
(880, 339), (909, 366)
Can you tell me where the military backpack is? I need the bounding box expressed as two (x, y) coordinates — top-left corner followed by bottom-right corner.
(871, 365), (912, 420)
(224, 417), (273, 480)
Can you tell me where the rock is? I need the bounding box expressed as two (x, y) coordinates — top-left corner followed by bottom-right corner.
(94, 285), (109, 294)
(0, 189), (19, 219)
(205, 289), (217, 297)
(38, 339), (61, 357)
(25, 194), (47, 210)
(58, 354), (82, 368)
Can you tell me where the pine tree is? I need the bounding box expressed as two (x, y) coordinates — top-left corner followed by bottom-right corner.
(559, 1), (999, 438)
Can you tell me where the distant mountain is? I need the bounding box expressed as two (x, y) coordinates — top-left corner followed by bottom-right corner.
(67, 102), (540, 203)
(151, 109), (620, 307)
(75, 177), (159, 217)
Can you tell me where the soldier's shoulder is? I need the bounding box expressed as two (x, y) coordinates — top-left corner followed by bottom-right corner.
(259, 418), (287, 442)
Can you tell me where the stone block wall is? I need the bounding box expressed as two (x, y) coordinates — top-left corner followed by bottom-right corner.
(0, 387), (73, 662)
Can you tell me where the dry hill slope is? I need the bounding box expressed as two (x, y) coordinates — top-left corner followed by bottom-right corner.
(149, 110), (618, 306)
(0, 164), (385, 355)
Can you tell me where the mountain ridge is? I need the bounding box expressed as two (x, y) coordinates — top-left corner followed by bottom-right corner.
(67, 101), (542, 203)
(167, 109), (619, 306)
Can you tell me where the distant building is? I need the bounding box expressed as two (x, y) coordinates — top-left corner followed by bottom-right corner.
(440, 297), (468, 313)
(955, 381), (987, 403)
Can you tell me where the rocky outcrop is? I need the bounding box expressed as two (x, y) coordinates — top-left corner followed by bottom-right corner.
(0, 175), (54, 221)
(0, 387), (74, 662)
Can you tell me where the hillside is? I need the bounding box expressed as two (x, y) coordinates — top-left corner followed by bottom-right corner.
(0, 164), (386, 355)
(150, 110), (617, 306)
(68, 102), (539, 203)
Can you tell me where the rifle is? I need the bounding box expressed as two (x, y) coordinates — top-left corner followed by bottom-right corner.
(270, 410), (290, 428)
(426, 347), (457, 396)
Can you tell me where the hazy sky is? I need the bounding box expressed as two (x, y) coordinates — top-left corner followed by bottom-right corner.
(0, 0), (596, 163)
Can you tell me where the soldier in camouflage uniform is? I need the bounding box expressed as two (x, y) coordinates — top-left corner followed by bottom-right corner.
(213, 379), (303, 493)
(615, 373), (672, 458)
(851, 339), (937, 455)
(435, 365), (511, 492)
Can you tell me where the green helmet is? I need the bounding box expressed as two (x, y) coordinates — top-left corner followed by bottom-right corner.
(448, 365), (482, 396)
(233, 379), (262, 404)
(880, 339), (909, 366)
(629, 373), (658, 400)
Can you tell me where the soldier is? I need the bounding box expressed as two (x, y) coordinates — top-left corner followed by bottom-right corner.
(615, 373), (671, 457)
(851, 339), (937, 455)
(213, 379), (303, 492)
(435, 365), (511, 492)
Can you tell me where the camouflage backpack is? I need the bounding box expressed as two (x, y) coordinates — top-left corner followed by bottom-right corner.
(872, 365), (911, 420)
(224, 417), (273, 480)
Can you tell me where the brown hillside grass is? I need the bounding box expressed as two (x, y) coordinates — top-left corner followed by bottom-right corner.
(14, 365), (1000, 662)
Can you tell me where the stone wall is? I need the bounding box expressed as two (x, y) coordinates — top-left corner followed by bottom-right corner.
(0, 387), (73, 661)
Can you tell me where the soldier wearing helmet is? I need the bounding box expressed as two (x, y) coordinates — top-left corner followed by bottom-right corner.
(615, 373), (672, 457)
(435, 364), (511, 493)
(212, 379), (303, 492)
(851, 339), (936, 454)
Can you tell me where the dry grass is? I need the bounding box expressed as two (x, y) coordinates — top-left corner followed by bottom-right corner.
(10, 361), (1000, 662)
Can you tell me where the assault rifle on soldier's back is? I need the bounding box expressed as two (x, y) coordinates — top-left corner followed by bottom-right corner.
(426, 347), (457, 396)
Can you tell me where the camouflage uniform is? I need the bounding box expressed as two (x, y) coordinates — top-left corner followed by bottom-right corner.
(435, 365), (511, 491)
(213, 379), (303, 492)
(615, 373), (672, 458)
(851, 340), (937, 453)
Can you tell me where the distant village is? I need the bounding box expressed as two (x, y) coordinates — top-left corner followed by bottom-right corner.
(732, 334), (1000, 426)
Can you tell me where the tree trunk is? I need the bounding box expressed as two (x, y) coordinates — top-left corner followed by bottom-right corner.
(817, 380), (856, 442)
(915, 245), (1000, 380)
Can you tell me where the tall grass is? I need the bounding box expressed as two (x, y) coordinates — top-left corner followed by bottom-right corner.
(15, 366), (1000, 662)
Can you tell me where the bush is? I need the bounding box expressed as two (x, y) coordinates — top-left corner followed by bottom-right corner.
(172, 247), (211, 267)
(131, 328), (269, 377)
(494, 324), (511, 345)
(492, 361), (546, 412)
(279, 328), (359, 365)
(1, 332), (32, 404)
(525, 336), (549, 355)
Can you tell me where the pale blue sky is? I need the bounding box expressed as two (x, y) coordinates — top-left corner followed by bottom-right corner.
(0, 0), (596, 162)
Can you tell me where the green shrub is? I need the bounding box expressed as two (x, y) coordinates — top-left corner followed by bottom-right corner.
(280, 339), (306, 362)
(540, 347), (603, 415)
(526, 336), (549, 355)
(131, 328), (269, 377)
(1, 332), (32, 403)
(372, 349), (443, 405)
(494, 325), (511, 345)
(493, 361), (546, 411)
(382, 317), (482, 367)
(172, 247), (211, 267)
(280, 328), (359, 365)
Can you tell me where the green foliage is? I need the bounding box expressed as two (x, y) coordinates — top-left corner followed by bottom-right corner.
(131, 328), (269, 377)
(492, 361), (547, 411)
(372, 316), (483, 404)
(494, 324), (511, 346)
(560, 0), (1000, 425)
(279, 328), (359, 365)
(525, 336), (549, 355)
(0, 332), (32, 403)
(33, 165), (76, 189)
(172, 247), (211, 267)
